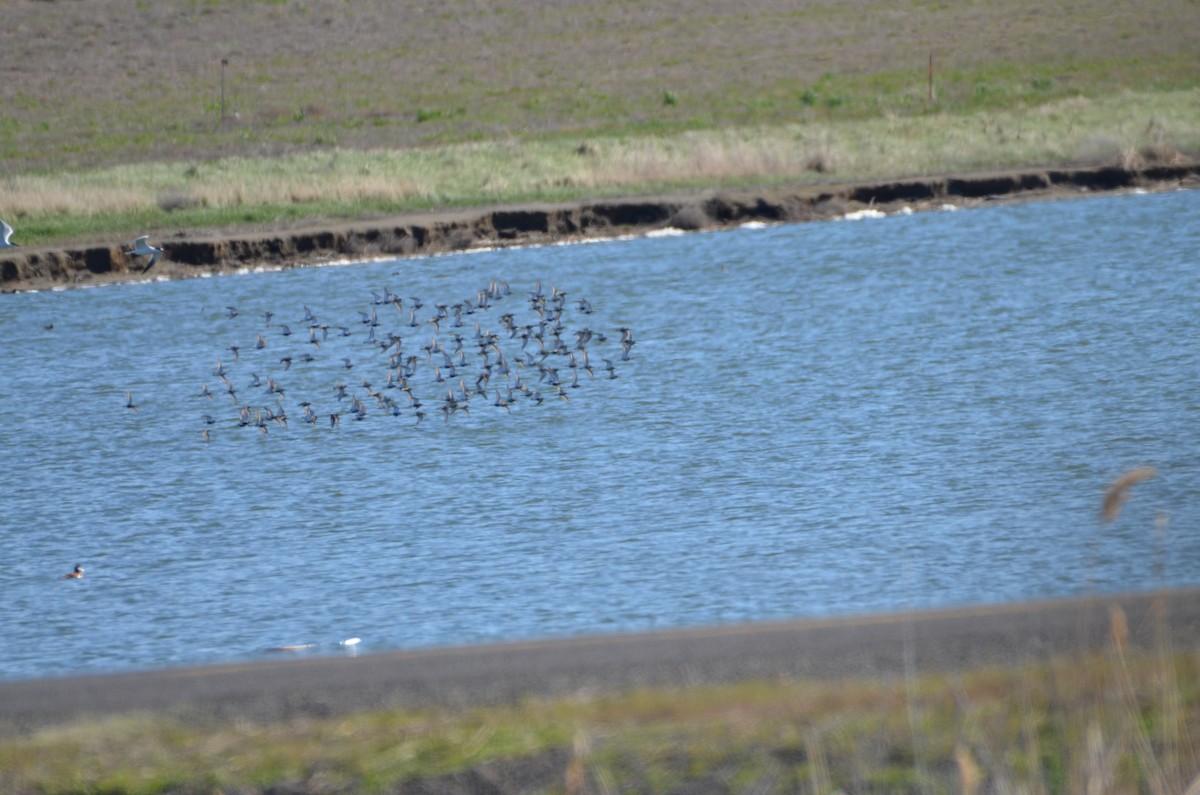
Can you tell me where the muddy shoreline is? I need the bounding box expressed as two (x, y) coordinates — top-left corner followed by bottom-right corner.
(1, 588), (1198, 736)
(3, 163), (1198, 294)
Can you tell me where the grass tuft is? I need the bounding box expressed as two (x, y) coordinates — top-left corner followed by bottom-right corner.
(1102, 467), (1157, 523)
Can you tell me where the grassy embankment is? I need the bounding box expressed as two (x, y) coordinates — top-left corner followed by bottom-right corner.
(2, 472), (1195, 794)
(4, 88), (1197, 249)
(0, 0), (1196, 247)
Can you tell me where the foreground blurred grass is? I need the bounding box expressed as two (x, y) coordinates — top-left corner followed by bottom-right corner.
(2, 631), (1197, 794)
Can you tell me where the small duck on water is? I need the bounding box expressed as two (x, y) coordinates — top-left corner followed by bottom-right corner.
(61, 564), (84, 580)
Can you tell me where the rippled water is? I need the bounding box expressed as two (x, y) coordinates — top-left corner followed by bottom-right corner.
(2, 189), (1197, 680)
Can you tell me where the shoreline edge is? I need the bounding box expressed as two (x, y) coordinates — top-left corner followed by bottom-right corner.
(3, 162), (1198, 293)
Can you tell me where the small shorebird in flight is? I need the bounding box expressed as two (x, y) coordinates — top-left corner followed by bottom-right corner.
(128, 235), (163, 272)
(0, 219), (18, 247)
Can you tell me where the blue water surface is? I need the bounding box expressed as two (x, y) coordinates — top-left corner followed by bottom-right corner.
(1, 188), (1197, 680)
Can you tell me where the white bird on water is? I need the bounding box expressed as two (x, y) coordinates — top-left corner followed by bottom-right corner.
(128, 235), (163, 272)
(0, 219), (18, 247)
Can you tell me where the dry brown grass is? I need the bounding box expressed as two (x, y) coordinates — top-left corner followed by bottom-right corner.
(1102, 467), (1158, 523)
(1, 85), (1194, 246)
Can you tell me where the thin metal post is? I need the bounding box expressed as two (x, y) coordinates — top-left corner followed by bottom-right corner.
(927, 51), (935, 105)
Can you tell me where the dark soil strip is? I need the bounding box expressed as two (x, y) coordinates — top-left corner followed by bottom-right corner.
(3, 164), (1197, 293)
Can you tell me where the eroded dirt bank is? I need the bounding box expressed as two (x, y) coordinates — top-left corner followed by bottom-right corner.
(3, 163), (1198, 293)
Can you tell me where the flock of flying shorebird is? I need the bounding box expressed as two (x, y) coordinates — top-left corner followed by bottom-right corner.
(124, 274), (636, 438)
(4, 215), (637, 435)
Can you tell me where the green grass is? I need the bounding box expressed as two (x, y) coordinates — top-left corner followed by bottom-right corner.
(3, 641), (1197, 794)
(3, 87), (1197, 248)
